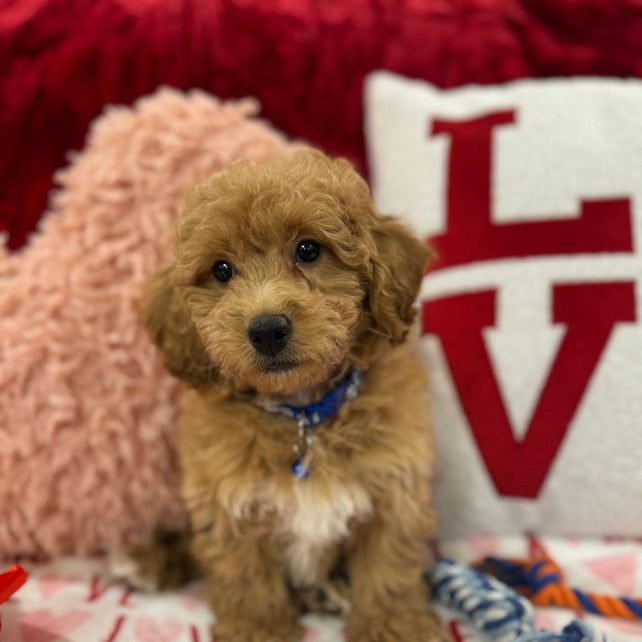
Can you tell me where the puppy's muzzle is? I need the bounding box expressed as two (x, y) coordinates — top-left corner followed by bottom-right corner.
(248, 314), (292, 358)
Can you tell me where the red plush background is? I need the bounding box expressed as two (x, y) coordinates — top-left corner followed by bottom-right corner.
(2, 0), (642, 250)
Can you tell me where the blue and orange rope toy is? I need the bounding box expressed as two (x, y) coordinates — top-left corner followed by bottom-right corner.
(478, 555), (642, 621)
(430, 557), (615, 642)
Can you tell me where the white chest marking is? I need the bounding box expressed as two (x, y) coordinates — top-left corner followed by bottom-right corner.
(277, 480), (373, 586)
(223, 474), (373, 587)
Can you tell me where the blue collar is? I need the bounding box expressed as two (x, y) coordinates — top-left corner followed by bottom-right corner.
(273, 368), (363, 429)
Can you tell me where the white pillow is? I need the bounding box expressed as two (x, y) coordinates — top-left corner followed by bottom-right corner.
(365, 71), (642, 537)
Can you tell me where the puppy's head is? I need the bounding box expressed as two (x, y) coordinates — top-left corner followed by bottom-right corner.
(145, 149), (429, 395)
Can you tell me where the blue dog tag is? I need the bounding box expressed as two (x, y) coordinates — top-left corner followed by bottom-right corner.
(292, 454), (311, 479)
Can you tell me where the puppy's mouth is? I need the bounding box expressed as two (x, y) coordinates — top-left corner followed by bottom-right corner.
(262, 360), (298, 374)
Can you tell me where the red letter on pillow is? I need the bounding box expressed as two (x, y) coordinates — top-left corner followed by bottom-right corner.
(424, 283), (636, 498)
(429, 111), (633, 269)
(424, 111), (636, 498)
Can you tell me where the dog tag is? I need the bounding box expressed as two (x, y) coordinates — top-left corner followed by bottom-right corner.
(292, 454), (311, 480)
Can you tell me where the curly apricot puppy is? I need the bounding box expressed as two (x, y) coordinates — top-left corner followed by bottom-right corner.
(118, 149), (444, 642)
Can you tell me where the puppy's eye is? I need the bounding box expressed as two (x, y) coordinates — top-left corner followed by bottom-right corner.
(212, 261), (235, 283)
(295, 240), (321, 264)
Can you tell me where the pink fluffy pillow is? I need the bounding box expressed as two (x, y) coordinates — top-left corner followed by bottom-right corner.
(0, 88), (294, 557)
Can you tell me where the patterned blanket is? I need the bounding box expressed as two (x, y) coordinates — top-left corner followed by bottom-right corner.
(2, 535), (641, 641)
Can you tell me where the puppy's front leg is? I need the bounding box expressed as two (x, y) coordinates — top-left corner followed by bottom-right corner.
(192, 517), (302, 642)
(346, 485), (446, 642)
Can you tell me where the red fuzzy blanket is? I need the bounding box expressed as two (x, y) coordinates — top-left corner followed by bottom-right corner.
(1, 0), (642, 250)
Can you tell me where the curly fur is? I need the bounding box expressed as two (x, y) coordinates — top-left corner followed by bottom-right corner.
(138, 149), (443, 642)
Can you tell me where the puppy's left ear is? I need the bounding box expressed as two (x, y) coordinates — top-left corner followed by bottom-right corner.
(367, 214), (431, 345)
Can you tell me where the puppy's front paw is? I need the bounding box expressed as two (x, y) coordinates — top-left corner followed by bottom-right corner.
(347, 609), (448, 642)
(110, 544), (165, 593)
(111, 529), (200, 592)
(212, 617), (304, 642)
(296, 577), (351, 617)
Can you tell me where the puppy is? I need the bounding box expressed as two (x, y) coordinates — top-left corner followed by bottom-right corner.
(115, 149), (443, 642)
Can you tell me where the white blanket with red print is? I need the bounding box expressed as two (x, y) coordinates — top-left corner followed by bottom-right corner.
(2, 535), (642, 641)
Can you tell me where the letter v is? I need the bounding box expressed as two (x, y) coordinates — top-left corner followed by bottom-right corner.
(424, 281), (636, 498)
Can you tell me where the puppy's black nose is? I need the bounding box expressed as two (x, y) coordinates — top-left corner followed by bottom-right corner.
(248, 315), (292, 358)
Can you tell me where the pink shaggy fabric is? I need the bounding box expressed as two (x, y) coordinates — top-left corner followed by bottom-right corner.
(0, 88), (294, 557)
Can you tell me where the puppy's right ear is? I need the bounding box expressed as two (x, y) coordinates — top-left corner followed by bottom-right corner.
(143, 266), (214, 387)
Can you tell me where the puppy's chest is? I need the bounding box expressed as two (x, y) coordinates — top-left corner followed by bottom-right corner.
(268, 476), (373, 586)
(247, 411), (373, 543)
(231, 467), (373, 545)
(273, 477), (373, 547)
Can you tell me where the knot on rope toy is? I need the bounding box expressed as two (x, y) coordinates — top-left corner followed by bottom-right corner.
(431, 558), (535, 642)
(430, 559), (605, 642)
(476, 556), (566, 607)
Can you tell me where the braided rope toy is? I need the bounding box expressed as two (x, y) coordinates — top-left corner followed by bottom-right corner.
(430, 559), (607, 642)
(478, 556), (642, 620)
